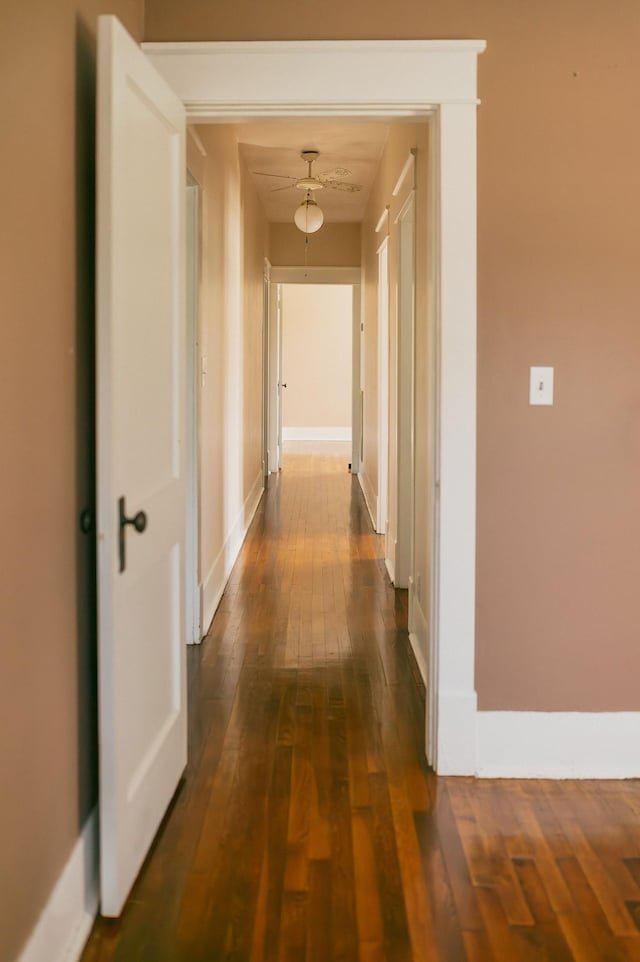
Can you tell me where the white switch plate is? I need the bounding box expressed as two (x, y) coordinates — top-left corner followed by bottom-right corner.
(529, 366), (554, 406)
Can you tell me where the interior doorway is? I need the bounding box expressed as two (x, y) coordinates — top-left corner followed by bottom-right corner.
(266, 267), (361, 476)
(144, 39), (484, 776)
(280, 284), (352, 458)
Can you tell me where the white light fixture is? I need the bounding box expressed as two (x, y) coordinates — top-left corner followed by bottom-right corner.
(294, 192), (324, 234)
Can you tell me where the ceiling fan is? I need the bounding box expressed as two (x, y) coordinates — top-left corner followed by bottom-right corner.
(252, 149), (363, 234)
(252, 149), (364, 195)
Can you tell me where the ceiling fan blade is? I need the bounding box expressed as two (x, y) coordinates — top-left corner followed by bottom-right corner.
(252, 171), (297, 180)
(324, 181), (363, 193)
(318, 167), (351, 181)
(270, 184), (294, 192)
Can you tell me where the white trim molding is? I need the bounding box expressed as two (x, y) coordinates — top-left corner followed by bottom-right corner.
(17, 810), (98, 962)
(270, 266), (360, 286)
(187, 125), (207, 156)
(408, 586), (429, 686)
(392, 148), (417, 198)
(375, 205), (390, 235)
(142, 40), (486, 119)
(358, 471), (377, 531)
(476, 711), (640, 779)
(143, 37), (486, 777)
(283, 426), (351, 442)
(201, 472), (264, 634)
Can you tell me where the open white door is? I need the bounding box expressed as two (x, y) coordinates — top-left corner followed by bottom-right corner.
(96, 15), (187, 917)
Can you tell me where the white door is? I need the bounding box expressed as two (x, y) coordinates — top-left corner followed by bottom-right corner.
(96, 15), (187, 917)
(267, 283), (282, 472)
(377, 239), (390, 537)
(185, 181), (201, 645)
(394, 193), (416, 588)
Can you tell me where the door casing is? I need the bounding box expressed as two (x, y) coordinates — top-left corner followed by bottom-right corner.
(143, 38), (484, 775)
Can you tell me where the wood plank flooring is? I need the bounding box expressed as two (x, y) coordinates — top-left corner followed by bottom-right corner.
(82, 452), (640, 962)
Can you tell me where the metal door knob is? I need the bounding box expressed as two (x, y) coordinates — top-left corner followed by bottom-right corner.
(118, 496), (148, 572)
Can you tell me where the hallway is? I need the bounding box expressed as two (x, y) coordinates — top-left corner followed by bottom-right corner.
(82, 453), (640, 962)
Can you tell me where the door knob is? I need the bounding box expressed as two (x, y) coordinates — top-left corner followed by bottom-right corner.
(118, 496), (147, 572)
(79, 508), (94, 534)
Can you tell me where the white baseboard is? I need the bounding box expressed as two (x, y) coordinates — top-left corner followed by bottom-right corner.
(282, 426), (352, 441)
(408, 590), (428, 687)
(17, 808), (98, 962)
(357, 470), (377, 531)
(476, 711), (640, 779)
(384, 555), (395, 584)
(201, 472), (264, 634)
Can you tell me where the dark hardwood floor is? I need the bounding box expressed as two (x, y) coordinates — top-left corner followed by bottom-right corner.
(82, 451), (640, 962)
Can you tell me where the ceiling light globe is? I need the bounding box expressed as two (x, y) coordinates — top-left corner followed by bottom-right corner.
(294, 198), (323, 234)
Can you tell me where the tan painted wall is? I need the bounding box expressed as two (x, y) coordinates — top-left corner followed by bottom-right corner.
(0, 3), (144, 961)
(147, 0), (640, 713)
(187, 126), (267, 607)
(281, 285), (352, 432)
(269, 223), (361, 268)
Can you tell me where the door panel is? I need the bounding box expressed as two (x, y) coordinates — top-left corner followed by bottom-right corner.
(96, 15), (187, 917)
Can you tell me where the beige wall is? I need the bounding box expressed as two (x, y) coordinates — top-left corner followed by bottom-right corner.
(269, 222), (360, 268)
(187, 126), (267, 613)
(0, 2), (144, 961)
(147, 0), (640, 713)
(281, 285), (352, 432)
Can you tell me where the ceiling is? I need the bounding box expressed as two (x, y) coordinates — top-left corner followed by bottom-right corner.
(235, 120), (390, 223)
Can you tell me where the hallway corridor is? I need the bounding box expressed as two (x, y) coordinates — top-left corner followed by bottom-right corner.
(82, 453), (640, 962)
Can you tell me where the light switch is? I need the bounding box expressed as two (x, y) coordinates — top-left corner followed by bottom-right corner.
(529, 366), (554, 406)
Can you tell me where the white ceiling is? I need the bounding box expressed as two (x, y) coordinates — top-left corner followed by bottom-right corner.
(235, 120), (390, 223)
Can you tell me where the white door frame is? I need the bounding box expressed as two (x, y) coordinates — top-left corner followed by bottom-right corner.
(266, 281), (283, 472)
(143, 39), (484, 775)
(352, 285), (362, 475)
(262, 257), (271, 477)
(185, 178), (201, 644)
(376, 234), (390, 538)
(393, 192), (415, 592)
(267, 267), (360, 470)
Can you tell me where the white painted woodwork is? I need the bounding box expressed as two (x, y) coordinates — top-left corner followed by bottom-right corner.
(96, 15), (187, 915)
(352, 288), (363, 475)
(377, 239), (390, 537)
(262, 260), (271, 475)
(394, 193), (416, 589)
(267, 283), (280, 473)
(476, 712), (640, 779)
(277, 290), (284, 470)
(142, 40), (486, 118)
(270, 266), (360, 286)
(432, 104), (479, 774)
(185, 182), (201, 645)
(143, 39), (484, 774)
(392, 149), (417, 198)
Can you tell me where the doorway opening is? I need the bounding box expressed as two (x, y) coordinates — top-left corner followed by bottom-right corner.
(142, 38), (484, 777)
(266, 268), (361, 476)
(279, 284), (352, 461)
